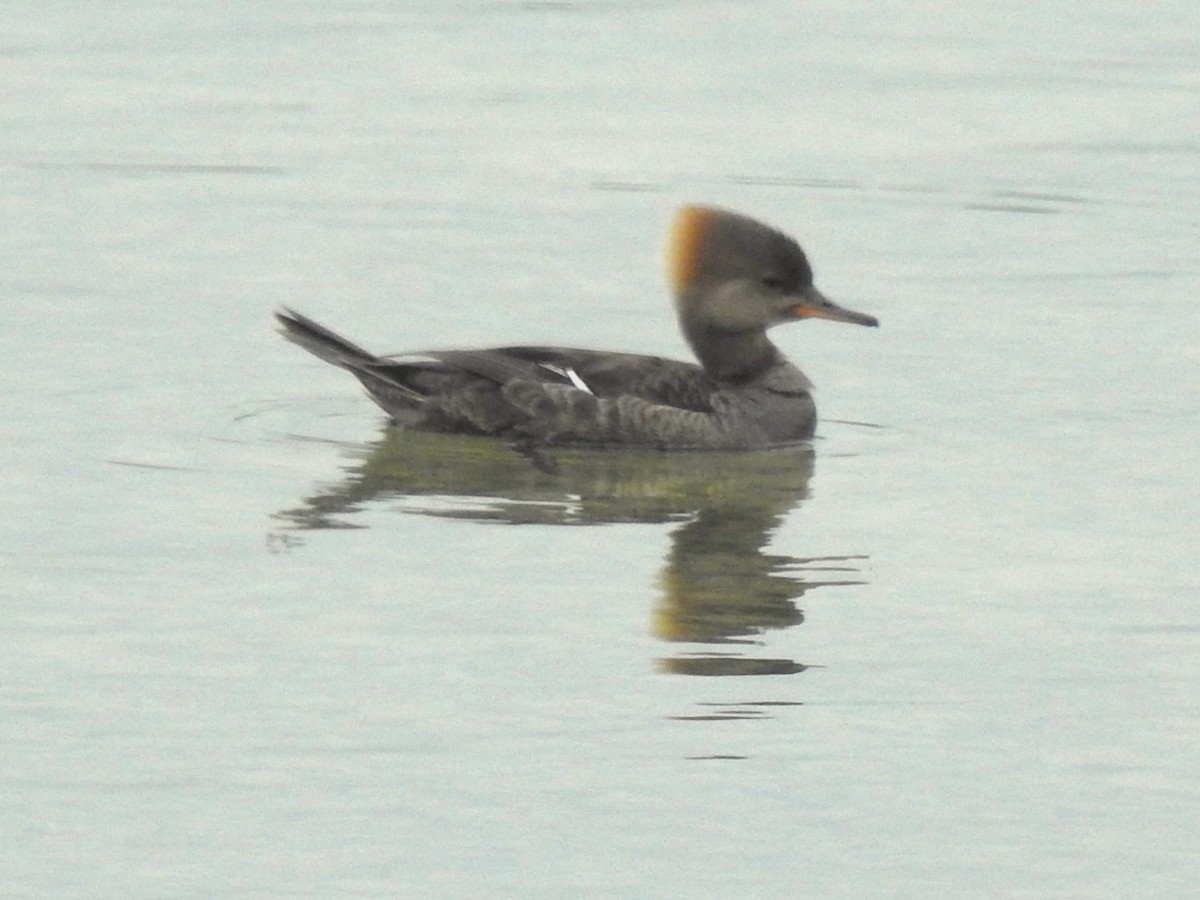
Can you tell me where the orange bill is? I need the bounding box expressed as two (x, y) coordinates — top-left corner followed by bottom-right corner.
(791, 287), (879, 327)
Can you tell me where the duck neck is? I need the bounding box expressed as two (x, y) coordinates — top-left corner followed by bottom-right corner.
(685, 325), (782, 384)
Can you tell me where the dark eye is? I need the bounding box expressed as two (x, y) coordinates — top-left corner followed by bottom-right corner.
(760, 273), (787, 291)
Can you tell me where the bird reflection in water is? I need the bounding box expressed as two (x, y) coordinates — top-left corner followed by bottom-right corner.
(273, 429), (867, 680)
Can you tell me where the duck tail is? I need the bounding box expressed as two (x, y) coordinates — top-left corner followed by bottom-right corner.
(274, 307), (377, 368)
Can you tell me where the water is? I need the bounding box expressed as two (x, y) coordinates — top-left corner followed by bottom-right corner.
(3, 2), (1198, 897)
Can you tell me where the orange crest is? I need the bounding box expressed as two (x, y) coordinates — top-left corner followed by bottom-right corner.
(668, 206), (718, 295)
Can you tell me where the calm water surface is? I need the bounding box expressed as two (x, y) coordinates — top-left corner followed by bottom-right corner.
(3, 2), (1198, 897)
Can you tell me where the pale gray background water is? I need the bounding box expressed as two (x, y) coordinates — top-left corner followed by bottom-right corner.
(4, 2), (1198, 897)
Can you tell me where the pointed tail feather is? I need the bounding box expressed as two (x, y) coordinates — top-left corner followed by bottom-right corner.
(274, 307), (377, 369)
(274, 307), (429, 409)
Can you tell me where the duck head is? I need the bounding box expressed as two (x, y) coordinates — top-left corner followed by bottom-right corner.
(668, 206), (878, 381)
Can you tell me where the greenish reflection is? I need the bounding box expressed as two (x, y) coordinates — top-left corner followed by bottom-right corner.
(274, 429), (866, 676)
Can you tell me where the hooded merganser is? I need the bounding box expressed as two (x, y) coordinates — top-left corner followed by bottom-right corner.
(276, 206), (877, 450)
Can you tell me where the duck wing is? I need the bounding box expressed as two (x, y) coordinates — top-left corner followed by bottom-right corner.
(491, 347), (718, 412)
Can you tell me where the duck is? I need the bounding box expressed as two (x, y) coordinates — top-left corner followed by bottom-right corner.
(275, 205), (878, 453)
